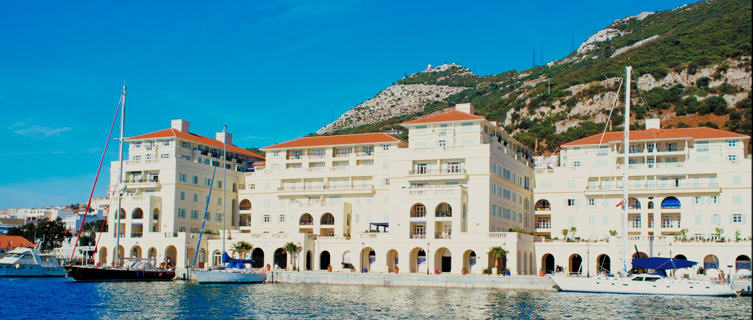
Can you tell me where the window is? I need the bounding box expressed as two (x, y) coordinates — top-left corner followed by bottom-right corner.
(279, 214), (286, 223)
(216, 214), (222, 222)
(134, 142), (142, 148)
(217, 197), (222, 205)
(163, 140), (170, 146)
(573, 161), (582, 167)
(145, 154), (153, 160)
(132, 155), (141, 161)
(728, 155), (737, 161)
(711, 195), (719, 205)
(263, 214), (270, 223)
(567, 199), (576, 207)
(180, 192), (185, 200)
(192, 176), (198, 184)
(160, 153), (169, 159)
(179, 226), (186, 232)
(191, 210), (199, 219)
(728, 140), (737, 147)
(310, 149), (325, 158)
(382, 144), (390, 151)
(178, 209), (186, 218)
(732, 214), (742, 223)
(204, 212), (210, 220)
(588, 199), (596, 207)
(438, 140), (446, 147)
(193, 193), (198, 202)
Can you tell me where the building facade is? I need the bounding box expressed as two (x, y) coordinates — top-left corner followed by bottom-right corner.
(96, 119), (264, 272)
(207, 104), (538, 275)
(534, 119), (752, 276)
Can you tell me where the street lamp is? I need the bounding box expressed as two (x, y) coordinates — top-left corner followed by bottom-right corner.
(426, 242), (430, 275)
(360, 242), (365, 273)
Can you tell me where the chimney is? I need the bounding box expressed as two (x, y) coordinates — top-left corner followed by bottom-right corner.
(645, 118), (660, 130)
(455, 103), (475, 114)
(171, 119), (190, 133)
(216, 131), (233, 145)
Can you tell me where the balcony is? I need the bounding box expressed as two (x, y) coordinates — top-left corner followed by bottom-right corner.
(407, 185), (465, 199)
(410, 232), (426, 239)
(585, 181), (719, 195)
(131, 232), (143, 238)
(124, 178), (160, 190)
(277, 184), (374, 195)
(409, 168), (466, 175)
(435, 232), (452, 239)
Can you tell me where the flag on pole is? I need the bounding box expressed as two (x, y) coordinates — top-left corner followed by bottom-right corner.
(616, 200), (624, 208)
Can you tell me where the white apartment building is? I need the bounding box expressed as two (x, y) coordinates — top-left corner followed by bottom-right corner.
(208, 104), (538, 275)
(534, 119), (752, 276)
(96, 120), (264, 272)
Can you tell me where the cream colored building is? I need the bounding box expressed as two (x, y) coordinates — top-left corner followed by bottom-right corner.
(208, 104), (538, 275)
(96, 119), (264, 273)
(533, 119), (752, 276)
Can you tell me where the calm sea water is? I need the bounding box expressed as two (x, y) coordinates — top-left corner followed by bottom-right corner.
(0, 278), (750, 319)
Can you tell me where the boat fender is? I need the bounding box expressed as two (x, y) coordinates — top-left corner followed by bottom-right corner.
(15, 263), (20, 269)
(261, 268), (266, 274)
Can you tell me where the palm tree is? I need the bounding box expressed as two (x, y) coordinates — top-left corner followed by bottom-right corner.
(569, 226), (577, 239)
(284, 242), (298, 271)
(487, 246), (508, 274)
(231, 241), (253, 259)
(561, 229), (569, 240)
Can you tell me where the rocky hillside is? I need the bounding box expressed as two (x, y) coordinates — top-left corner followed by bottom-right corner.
(319, 0), (752, 153)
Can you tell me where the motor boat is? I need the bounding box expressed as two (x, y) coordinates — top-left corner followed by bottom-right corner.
(0, 246), (66, 277)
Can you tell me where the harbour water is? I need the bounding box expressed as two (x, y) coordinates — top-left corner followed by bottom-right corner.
(1, 278), (750, 319)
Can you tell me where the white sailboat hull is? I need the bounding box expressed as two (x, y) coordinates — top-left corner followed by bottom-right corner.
(193, 269), (266, 284)
(551, 275), (737, 297)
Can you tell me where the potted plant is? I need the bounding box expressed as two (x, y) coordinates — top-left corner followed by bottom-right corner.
(539, 267), (546, 277)
(462, 267), (467, 275)
(394, 266), (399, 274)
(327, 264), (332, 272)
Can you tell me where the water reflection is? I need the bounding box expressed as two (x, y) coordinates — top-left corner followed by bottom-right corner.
(1, 278), (750, 319)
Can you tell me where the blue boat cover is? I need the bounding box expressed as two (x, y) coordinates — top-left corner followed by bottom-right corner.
(222, 252), (253, 269)
(632, 257), (697, 270)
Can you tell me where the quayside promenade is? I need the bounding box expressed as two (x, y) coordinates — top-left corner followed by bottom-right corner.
(265, 271), (556, 291)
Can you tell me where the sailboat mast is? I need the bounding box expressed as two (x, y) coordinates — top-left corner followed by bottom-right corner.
(622, 66), (631, 273)
(222, 125), (227, 254)
(114, 84), (126, 266)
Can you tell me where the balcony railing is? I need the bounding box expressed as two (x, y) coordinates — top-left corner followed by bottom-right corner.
(536, 222), (551, 229)
(410, 233), (426, 239)
(131, 232), (143, 238)
(409, 168), (466, 175)
(279, 184), (373, 191)
(587, 181), (718, 190)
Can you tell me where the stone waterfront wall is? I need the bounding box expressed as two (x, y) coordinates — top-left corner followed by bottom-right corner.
(269, 271), (556, 291)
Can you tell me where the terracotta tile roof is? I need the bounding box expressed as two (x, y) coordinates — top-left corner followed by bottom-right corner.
(126, 128), (264, 159)
(401, 109), (484, 125)
(0, 235), (33, 250)
(562, 127), (750, 146)
(263, 133), (403, 150)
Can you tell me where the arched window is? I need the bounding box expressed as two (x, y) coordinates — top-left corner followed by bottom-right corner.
(628, 198), (641, 210)
(535, 199), (551, 211)
(131, 208), (143, 219)
(239, 199), (252, 211)
(299, 213), (313, 225)
(320, 213), (334, 225)
(212, 250), (222, 266)
(647, 201), (654, 209)
(435, 203), (452, 217)
(410, 204), (426, 218)
(661, 196), (681, 209)
(118, 208), (126, 219)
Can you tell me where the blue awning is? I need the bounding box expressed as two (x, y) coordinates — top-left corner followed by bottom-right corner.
(632, 257), (697, 270)
(369, 222), (389, 227)
(661, 197), (681, 209)
(222, 252), (253, 267)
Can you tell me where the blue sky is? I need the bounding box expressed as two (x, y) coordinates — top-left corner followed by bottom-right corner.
(0, 0), (689, 208)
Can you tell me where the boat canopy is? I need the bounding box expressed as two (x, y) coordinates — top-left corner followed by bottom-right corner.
(632, 257), (697, 270)
(222, 252), (253, 269)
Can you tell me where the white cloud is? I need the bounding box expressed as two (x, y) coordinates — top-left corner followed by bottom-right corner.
(8, 121), (72, 138)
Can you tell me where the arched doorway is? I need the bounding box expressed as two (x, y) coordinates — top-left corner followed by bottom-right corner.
(151, 208), (160, 232)
(274, 248), (287, 269)
(251, 248), (264, 268)
(165, 245), (177, 269)
(703, 254), (719, 269)
(212, 250), (222, 266)
(130, 245), (142, 259)
(463, 250), (477, 274)
(98, 247), (108, 265)
(186, 248), (196, 267)
(569, 254), (582, 275)
(674, 254), (687, 260)
(148, 247), (157, 261)
(434, 247), (451, 273)
(632, 252), (648, 259)
(487, 252), (506, 272)
(132, 208), (144, 219)
(239, 199), (252, 211)
(535, 199), (551, 211)
(542, 254), (555, 274)
(117, 245), (125, 264)
(409, 248), (426, 273)
(386, 249), (398, 273)
(661, 196), (681, 209)
(320, 251), (331, 270)
(360, 247), (375, 272)
(305, 250), (312, 271)
(198, 249), (206, 267)
(342, 251), (353, 270)
(735, 255), (751, 271)
(597, 254), (611, 274)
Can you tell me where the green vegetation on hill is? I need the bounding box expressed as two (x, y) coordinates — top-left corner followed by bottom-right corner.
(329, 0), (752, 152)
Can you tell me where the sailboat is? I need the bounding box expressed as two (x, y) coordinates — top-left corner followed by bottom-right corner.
(550, 66), (736, 297)
(192, 125), (266, 284)
(65, 85), (175, 282)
